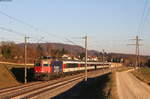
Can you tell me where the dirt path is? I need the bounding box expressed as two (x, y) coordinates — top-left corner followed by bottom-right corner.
(116, 71), (150, 99)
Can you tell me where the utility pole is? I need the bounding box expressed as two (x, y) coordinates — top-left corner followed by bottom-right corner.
(127, 35), (143, 68)
(102, 49), (105, 62)
(83, 36), (88, 82)
(102, 49), (105, 71)
(24, 36), (30, 84)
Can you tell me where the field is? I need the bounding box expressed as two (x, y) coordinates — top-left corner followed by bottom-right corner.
(132, 67), (150, 85)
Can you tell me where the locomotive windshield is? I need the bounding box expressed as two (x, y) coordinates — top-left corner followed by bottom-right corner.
(35, 62), (41, 66)
(43, 64), (49, 66)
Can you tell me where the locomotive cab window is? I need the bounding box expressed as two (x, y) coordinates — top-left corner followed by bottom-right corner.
(35, 63), (41, 66)
(43, 64), (49, 66)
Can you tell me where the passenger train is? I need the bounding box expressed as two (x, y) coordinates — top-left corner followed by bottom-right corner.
(34, 59), (111, 80)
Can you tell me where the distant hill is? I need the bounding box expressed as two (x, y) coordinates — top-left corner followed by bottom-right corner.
(1, 41), (149, 65)
(17, 42), (150, 57)
(18, 42), (99, 56)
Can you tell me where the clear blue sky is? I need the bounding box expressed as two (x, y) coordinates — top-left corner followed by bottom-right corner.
(0, 0), (150, 55)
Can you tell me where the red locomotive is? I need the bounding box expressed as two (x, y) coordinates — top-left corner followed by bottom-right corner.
(34, 59), (111, 80)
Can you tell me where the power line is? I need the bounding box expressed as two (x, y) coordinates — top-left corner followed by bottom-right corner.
(0, 28), (48, 43)
(0, 10), (65, 41)
(65, 36), (85, 47)
(0, 25), (65, 45)
(0, 10), (37, 30)
(0, 10), (85, 48)
(140, 5), (150, 34)
(137, 0), (149, 35)
(0, 11), (87, 56)
(0, 26), (25, 36)
(65, 38), (77, 45)
(0, 27), (43, 43)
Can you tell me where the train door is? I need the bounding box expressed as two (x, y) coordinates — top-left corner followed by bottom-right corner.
(94, 64), (97, 70)
(51, 61), (63, 73)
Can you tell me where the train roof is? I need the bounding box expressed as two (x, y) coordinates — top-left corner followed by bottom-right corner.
(62, 61), (110, 64)
(35, 59), (111, 64)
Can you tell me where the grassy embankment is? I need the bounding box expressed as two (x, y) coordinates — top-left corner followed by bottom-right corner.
(53, 72), (118, 99)
(103, 72), (118, 99)
(0, 64), (20, 89)
(0, 63), (34, 88)
(132, 67), (150, 85)
(116, 66), (134, 72)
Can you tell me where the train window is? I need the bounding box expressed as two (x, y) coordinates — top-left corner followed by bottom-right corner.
(43, 64), (49, 66)
(35, 63), (41, 66)
(81, 64), (85, 67)
(66, 64), (70, 68)
(66, 63), (78, 68)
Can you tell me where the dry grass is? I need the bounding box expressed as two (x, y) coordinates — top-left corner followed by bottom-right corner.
(104, 72), (118, 99)
(53, 72), (119, 99)
(4, 64), (33, 70)
(116, 66), (133, 72)
(0, 64), (20, 89)
(132, 67), (150, 84)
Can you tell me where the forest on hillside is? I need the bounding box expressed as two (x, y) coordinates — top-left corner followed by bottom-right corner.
(0, 41), (150, 67)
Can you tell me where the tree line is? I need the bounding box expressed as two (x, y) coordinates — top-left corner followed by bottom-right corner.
(0, 41), (88, 63)
(0, 41), (70, 63)
(0, 41), (150, 67)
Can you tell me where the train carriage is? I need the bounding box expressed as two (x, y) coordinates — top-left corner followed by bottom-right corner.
(34, 59), (111, 80)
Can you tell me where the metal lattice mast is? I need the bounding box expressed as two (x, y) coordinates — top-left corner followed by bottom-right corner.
(128, 35), (143, 68)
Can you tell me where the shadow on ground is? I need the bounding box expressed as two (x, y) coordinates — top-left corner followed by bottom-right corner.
(11, 68), (35, 83)
(52, 73), (111, 99)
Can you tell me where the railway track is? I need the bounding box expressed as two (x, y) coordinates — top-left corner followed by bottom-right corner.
(12, 75), (84, 99)
(0, 73), (84, 99)
(0, 69), (113, 99)
(0, 82), (42, 94)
